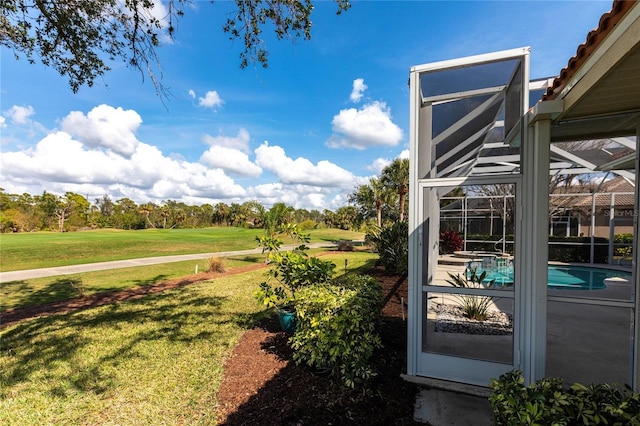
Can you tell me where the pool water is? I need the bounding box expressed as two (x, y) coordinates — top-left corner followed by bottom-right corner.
(468, 264), (631, 290)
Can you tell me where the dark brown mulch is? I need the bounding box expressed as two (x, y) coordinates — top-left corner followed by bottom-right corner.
(1, 262), (419, 425)
(216, 267), (419, 425)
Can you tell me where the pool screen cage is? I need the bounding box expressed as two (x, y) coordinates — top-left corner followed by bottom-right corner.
(407, 45), (638, 390)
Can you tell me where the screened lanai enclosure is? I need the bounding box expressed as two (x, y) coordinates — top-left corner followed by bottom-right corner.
(406, 1), (640, 392)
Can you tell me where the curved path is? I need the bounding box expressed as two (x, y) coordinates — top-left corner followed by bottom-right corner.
(0, 242), (335, 283)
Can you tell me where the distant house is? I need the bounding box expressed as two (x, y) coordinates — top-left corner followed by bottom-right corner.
(549, 176), (635, 238)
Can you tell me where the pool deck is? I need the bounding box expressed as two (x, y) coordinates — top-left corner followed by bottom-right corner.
(412, 257), (635, 424)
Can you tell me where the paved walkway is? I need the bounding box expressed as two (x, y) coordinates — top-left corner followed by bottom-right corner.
(0, 242), (335, 283)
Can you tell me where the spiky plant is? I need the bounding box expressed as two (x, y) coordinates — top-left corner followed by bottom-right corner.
(446, 267), (497, 321)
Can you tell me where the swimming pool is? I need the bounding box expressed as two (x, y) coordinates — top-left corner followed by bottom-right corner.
(467, 263), (631, 290)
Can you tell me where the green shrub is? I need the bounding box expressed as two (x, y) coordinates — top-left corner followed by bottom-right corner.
(297, 219), (316, 230)
(489, 370), (640, 426)
(548, 236), (608, 263)
(614, 233), (634, 244)
(614, 233), (633, 257)
(290, 274), (383, 388)
(439, 230), (463, 254)
(366, 221), (408, 274)
(255, 248), (335, 309)
(255, 225), (336, 309)
(336, 240), (354, 251)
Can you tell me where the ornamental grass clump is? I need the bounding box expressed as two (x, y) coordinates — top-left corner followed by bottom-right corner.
(207, 256), (226, 273)
(446, 266), (497, 321)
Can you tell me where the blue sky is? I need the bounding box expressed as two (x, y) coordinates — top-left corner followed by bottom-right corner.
(0, 0), (613, 210)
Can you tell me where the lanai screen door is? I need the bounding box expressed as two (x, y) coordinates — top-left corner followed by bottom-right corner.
(408, 48), (529, 386)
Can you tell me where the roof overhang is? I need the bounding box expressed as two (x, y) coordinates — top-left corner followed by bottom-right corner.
(547, 1), (640, 142)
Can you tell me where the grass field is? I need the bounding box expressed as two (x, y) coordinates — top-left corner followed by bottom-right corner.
(0, 227), (365, 272)
(0, 269), (267, 425)
(2, 250), (376, 311)
(0, 251), (378, 425)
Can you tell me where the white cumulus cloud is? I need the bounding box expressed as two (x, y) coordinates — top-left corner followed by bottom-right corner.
(367, 157), (392, 174)
(5, 105), (35, 124)
(248, 182), (331, 210)
(350, 78), (367, 103)
(255, 142), (356, 188)
(0, 119), (247, 204)
(200, 145), (262, 177)
(326, 101), (403, 150)
(188, 89), (196, 99)
(198, 90), (224, 109)
(367, 150), (408, 174)
(60, 104), (142, 157)
(202, 128), (251, 152)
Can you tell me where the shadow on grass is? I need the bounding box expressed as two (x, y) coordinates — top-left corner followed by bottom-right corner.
(346, 258), (378, 274)
(2, 278), (81, 310)
(129, 274), (170, 287)
(0, 285), (260, 400)
(231, 255), (263, 263)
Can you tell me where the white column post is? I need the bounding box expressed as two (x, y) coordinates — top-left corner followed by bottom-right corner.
(522, 101), (558, 384)
(407, 67), (421, 377)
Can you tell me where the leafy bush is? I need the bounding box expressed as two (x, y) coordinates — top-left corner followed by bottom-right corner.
(298, 219), (316, 230)
(336, 240), (354, 251)
(207, 256), (225, 273)
(366, 221), (408, 274)
(255, 228), (335, 310)
(614, 233), (633, 257)
(489, 370), (640, 426)
(290, 274), (383, 388)
(446, 267), (497, 321)
(439, 230), (463, 254)
(548, 236), (608, 263)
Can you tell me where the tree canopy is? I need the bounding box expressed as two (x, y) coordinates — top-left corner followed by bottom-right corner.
(0, 188), (355, 233)
(348, 158), (409, 226)
(1, 0), (350, 95)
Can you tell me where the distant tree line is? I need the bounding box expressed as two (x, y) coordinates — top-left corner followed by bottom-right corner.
(0, 190), (361, 233)
(0, 158), (409, 234)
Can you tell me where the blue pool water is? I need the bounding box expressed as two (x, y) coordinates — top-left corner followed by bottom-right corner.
(468, 264), (631, 290)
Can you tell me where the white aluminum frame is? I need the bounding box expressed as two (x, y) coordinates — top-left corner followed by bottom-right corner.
(415, 175), (522, 386)
(408, 47), (531, 385)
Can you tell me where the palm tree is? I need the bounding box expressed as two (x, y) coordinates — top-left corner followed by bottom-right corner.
(371, 176), (396, 226)
(263, 202), (294, 234)
(138, 203), (156, 228)
(381, 158), (409, 222)
(213, 202), (230, 226)
(159, 207), (170, 229)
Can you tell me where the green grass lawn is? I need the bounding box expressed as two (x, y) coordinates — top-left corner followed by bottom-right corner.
(0, 227), (365, 272)
(1, 250), (377, 311)
(0, 269), (267, 425)
(0, 251), (378, 425)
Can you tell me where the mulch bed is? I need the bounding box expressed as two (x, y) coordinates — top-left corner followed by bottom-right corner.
(1, 261), (420, 425)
